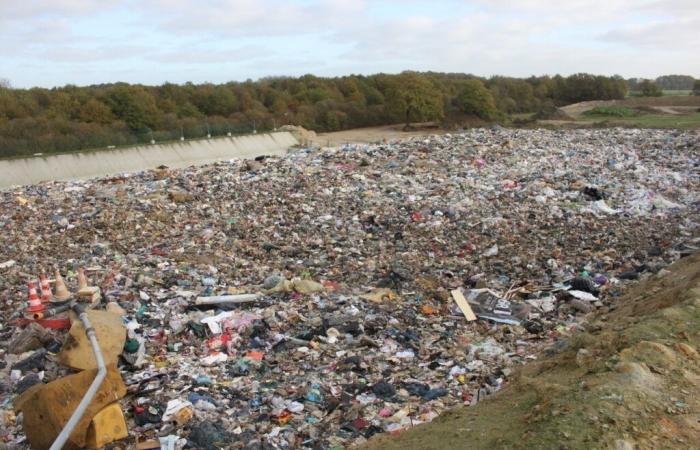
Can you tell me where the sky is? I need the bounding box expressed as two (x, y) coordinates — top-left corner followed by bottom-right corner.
(1, 0), (698, 88)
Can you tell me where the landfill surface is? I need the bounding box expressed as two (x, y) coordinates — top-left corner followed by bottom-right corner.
(364, 248), (700, 450)
(0, 127), (699, 449)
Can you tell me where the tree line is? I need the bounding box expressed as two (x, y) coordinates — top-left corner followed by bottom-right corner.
(0, 71), (651, 158)
(629, 75), (696, 92)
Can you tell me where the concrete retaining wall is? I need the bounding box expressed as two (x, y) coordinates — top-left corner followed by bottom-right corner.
(0, 132), (298, 189)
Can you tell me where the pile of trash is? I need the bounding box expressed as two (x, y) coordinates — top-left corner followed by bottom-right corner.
(0, 128), (698, 449)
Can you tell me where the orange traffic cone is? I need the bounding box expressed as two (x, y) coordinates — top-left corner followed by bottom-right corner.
(54, 269), (71, 301)
(27, 281), (45, 313)
(39, 274), (52, 304)
(78, 268), (88, 290)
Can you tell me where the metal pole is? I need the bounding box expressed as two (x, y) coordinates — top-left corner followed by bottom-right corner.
(49, 304), (107, 450)
(194, 294), (259, 306)
(32, 302), (72, 320)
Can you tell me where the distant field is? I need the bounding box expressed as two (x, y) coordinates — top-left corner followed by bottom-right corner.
(662, 90), (692, 96)
(563, 97), (698, 117)
(528, 96), (700, 129)
(594, 113), (700, 129)
(510, 112), (535, 121)
(628, 90), (693, 97)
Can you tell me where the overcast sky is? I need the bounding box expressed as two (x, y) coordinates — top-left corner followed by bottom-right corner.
(1, 0), (698, 88)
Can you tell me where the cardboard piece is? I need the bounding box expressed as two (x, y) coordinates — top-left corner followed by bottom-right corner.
(451, 288), (477, 321)
(136, 439), (162, 450)
(77, 286), (102, 305)
(14, 366), (126, 450)
(58, 310), (126, 370)
(85, 402), (128, 449)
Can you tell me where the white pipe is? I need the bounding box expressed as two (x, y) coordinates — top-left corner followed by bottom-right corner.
(49, 309), (106, 450)
(194, 294), (259, 305)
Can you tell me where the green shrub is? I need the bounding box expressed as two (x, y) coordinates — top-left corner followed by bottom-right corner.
(583, 106), (638, 118)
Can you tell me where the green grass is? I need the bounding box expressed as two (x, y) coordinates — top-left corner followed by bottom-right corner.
(510, 112), (535, 120)
(662, 90), (692, 96)
(581, 105), (700, 128)
(583, 106), (638, 117)
(609, 112), (700, 129)
(628, 90), (693, 97)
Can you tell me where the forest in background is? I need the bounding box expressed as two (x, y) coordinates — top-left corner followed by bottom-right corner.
(0, 72), (694, 158)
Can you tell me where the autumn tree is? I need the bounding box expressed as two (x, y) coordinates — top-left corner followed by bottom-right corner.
(103, 85), (160, 131)
(79, 98), (115, 124)
(488, 77), (538, 112)
(385, 72), (443, 129)
(655, 75), (695, 91)
(454, 79), (497, 119)
(638, 80), (663, 97)
(0, 71), (683, 158)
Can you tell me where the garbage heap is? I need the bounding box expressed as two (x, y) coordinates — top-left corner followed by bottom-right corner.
(0, 127), (698, 449)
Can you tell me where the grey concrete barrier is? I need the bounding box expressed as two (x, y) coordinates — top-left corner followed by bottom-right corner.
(0, 132), (298, 189)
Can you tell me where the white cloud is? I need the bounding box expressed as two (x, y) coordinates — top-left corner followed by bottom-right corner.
(0, 0), (117, 22)
(137, 0), (367, 37)
(0, 0), (698, 87)
(151, 44), (269, 64)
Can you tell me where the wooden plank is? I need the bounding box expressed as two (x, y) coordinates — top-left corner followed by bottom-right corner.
(451, 288), (477, 321)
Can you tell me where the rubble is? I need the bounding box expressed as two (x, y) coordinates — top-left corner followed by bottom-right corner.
(0, 127), (698, 449)
(278, 125), (317, 147)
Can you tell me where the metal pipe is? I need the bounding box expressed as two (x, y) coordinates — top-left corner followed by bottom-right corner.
(194, 294), (259, 306)
(49, 304), (106, 450)
(33, 303), (72, 320)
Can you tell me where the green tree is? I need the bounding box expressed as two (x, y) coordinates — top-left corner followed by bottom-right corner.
(488, 77), (539, 112)
(638, 80), (663, 97)
(79, 98), (115, 124)
(191, 84), (238, 116)
(47, 91), (81, 120)
(103, 85), (160, 131)
(454, 79), (498, 119)
(693, 80), (700, 96)
(385, 72), (443, 129)
(655, 75), (695, 91)
(0, 71), (681, 158)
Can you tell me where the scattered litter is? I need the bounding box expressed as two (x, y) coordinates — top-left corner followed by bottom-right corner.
(0, 128), (698, 449)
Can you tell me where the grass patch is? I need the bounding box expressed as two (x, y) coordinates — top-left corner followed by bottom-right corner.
(610, 113), (700, 129)
(662, 90), (692, 96)
(628, 90), (692, 97)
(583, 106), (638, 118)
(510, 112), (535, 121)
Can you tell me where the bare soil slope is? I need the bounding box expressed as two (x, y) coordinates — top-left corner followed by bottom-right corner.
(562, 97), (700, 118)
(364, 252), (700, 450)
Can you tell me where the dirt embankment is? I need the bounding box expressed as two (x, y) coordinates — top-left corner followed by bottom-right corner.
(364, 252), (700, 450)
(562, 97), (700, 118)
